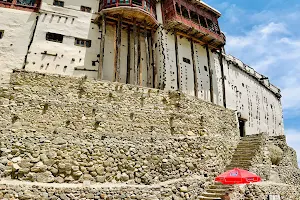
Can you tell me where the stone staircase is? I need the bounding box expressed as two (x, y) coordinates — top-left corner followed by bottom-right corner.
(199, 134), (263, 200)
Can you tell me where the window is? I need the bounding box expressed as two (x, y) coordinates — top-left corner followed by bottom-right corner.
(181, 6), (189, 19)
(207, 19), (215, 32)
(16, 0), (36, 6)
(53, 0), (64, 7)
(199, 16), (207, 28)
(175, 3), (181, 15)
(190, 11), (199, 24)
(183, 57), (191, 64)
(46, 32), (64, 43)
(75, 38), (92, 47)
(132, 0), (142, 6)
(80, 5), (91, 13)
(0, 30), (4, 39)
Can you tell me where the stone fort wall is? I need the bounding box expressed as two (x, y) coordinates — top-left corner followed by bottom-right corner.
(0, 71), (239, 199)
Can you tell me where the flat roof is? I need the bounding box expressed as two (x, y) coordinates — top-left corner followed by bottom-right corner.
(199, 1), (221, 17)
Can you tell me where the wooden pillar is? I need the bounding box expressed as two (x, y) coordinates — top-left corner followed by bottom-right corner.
(126, 24), (131, 84)
(133, 19), (138, 85)
(137, 25), (142, 86)
(151, 30), (157, 89)
(174, 31), (181, 91)
(98, 15), (106, 80)
(114, 15), (122, 82)
(144, 22), (151, 88)
(206, 45), (214, 103)
(190, 40), (198, 98)
(219, 48), (227, 108)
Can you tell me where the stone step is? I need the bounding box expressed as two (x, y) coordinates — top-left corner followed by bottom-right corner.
(236, 145), (260, 149)
(209, 184), (232, 189)
(234, 149), (258, 153)
(201, 192), (224, 198)
(199, 196), (221, 200)
(239, 140), (262, 143)
(226, 166), (249, 170)
(236, 145), (261, 148)
(206, 188), (229, 193)
(238, 145), (261, 148)
(230, 158), (253, 162)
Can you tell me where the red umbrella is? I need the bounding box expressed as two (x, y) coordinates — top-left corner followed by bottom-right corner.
(215, 168), (261, 185)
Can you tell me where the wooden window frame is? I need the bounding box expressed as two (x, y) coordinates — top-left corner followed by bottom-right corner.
(53, 0), (64, 7)
(46, 32), (64, 43)
(75, 38), (92, 48)
(80, 5), (91, 13)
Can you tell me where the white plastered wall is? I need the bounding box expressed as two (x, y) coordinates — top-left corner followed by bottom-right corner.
(0, 8), (38, 84)
(193, 42), (211, 102)
(25, 3), (100, 79)
(42, 0), (99, 13)
(153, 28), (178, 91)
(223, 58), (284, 136)
(210, 51), (224, 106)
(177, 36), (194, 96)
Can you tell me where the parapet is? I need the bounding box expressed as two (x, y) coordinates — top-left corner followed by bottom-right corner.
(224, 54), (281, 99)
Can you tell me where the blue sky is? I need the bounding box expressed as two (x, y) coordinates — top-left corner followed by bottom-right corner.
(204, 0), (300, 164)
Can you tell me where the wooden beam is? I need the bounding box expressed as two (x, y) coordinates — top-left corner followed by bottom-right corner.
(98, 15), (106, 80)
(144, 22), (151, 88)
(133, 19), (138, 85)
(126, 24), (131, 84)
(106, 16), (155, 30)
(206, 45), (214, 103)
(151, 30), (157, 89)
(137, 25), (142, 86)
(114, 15), (122, 82)
(174, 31), (181, 91)
(207, 39), (215, 45)
(219, 48), (227, 108)
(190, 40), (198, 98)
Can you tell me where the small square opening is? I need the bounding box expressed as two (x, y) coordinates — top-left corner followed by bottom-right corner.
(0, 30), (4, 39)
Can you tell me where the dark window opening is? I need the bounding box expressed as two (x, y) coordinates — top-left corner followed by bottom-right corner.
(204, 66), (208, 71)
(75, 38), (92, 47)
(239, 119), (246, 137)
(214, 23), (220, 34)
(16, 0), (36, 6)
(175, 3), (181, 15)
(183, 57), (191, 64)
(190, 11), (199, 24)
(0, 30), (4, 39)
(132, 0), (142, 6)
(207, 19), (215, 32)
(181, 6), (189, 19)
(53, 0), (64, 7)
(199, 16), (207, 28)
(46, 32), (64, 43)
(81, 6), (91, 13)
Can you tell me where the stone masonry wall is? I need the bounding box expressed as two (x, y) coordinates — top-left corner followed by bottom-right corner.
(0, 71), (239, 198)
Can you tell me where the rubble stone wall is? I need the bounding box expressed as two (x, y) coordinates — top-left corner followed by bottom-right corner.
(0, 71), (239, 198)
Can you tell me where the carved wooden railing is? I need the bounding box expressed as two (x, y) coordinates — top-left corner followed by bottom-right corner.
(99, 0), (156, 19)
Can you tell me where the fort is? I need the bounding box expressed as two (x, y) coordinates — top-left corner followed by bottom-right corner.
(0, 0), (299, 199)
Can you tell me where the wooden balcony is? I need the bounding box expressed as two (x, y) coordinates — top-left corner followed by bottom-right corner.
(0, 0), (41, 12)
(98, 0), (158, 27)
(162, 0), (226, 48)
